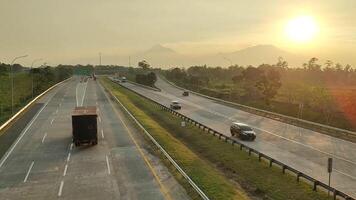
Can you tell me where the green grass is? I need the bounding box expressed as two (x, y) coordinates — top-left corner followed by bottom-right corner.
(0, 73), (32, 124)
(0, 72), (57, 125)
(101, 78), (249, 200)
(101, 77), (333, 200)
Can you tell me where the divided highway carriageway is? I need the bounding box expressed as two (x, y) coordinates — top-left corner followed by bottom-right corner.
(0, 77), (189, 200)
(119, 75), (356, 199)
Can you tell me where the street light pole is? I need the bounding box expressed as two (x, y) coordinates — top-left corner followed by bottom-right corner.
(30, 58), (42, 98)
(10, 55), (28, 114)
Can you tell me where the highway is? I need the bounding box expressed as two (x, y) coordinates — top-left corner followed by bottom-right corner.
(0, 77), (188, 200)
(120, 76), (356, 198)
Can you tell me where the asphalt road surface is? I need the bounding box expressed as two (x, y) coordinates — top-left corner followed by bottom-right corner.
(119, 76), (356, 198)
(0, 77), (189, 200)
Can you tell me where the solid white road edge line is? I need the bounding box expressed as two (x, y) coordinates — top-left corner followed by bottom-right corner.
(101, 129), (104, 139)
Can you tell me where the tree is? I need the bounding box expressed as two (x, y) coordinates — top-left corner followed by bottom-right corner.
(135, 72), (157, 87)
(309, 87), (334, 124)
(303, 57), (321, 71)
(138, 60), (150, 70)
(276, 57), (288, 69)
(255, 68), (282, 105)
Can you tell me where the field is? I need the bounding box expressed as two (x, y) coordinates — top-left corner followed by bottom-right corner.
(0, 73), (33, 124)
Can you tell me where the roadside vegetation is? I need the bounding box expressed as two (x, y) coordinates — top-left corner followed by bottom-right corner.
(163, 58), (356, 131)
(0, 63), (72, 125)
(101, 77), (332, 200)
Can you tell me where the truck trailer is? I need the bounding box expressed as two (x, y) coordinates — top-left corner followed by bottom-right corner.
(72, 106), (98, 146)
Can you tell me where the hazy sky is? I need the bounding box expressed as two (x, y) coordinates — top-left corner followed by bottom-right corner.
(1, 0), (355, 66)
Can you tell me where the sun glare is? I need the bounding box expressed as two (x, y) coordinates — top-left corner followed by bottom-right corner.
(285, 16), (319, 43)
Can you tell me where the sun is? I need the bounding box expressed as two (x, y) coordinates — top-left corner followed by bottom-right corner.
(285, 16), (319, 43)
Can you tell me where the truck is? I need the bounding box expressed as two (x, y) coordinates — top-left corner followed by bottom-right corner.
(72, 106), (98, 146)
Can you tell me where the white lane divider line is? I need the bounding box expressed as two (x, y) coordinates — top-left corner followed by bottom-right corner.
(23, 161), (34, 182)
(63, 164), (68, 176)
(106, 155), (111, 175)
(50, 118), (54, 125)
(101, 129), (104, 139)
(70, 143), (73, 151)
(81, 82), (88, 106)
(335, 169), (356, 180)
(98, 116), (102, 123)
(41, 133), (47, 143)
(0, 86), (60, 169)
(66, 152), (71, 162)
(58, 180), (64, 197)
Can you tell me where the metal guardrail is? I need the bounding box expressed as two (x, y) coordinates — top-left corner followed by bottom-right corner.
(111, 78), (354, 200)
(159, 75), (356, 141)
(0, 77), (72, 132)
(104, 81), (210, 200)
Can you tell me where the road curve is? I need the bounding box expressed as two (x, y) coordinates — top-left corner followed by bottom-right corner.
(119, 76), (356, 198)
(0, 77), (188, 200)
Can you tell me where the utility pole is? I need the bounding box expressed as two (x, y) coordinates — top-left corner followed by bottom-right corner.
(10, 55), (28, 114)
(30, 58), (42, 98)
(99, 52), (102, 66)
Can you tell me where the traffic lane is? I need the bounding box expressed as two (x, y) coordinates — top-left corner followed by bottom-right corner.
(50, 78), (120, 200)
(155, 77), (356, 162)
(123, 82), (356, 166)
(97, 80), (189, 200)
(0, 79), (73, 199)
(96, 81), (167, 200)
(120, 81), (356, 197)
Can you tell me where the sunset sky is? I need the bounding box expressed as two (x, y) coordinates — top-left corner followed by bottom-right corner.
(1, 0), (355, 66)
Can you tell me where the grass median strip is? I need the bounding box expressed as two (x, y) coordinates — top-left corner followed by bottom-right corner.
(101, 78), (331, 200)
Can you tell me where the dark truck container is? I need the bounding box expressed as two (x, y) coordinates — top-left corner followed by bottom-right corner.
(72, 106), (98, 146)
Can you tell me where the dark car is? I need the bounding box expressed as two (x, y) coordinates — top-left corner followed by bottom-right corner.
(230, 122), (256, 141)
(182, 91), (189, 96)
(170, 101), (181, 110)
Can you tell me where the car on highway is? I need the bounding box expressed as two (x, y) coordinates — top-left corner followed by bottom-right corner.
(170, 100), (181, 110)
(182, 91), (189, 96)
(121, 77), (127, 82)
(230, 122), (256, 141)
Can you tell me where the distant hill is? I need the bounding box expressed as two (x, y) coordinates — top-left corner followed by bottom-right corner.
(127, 44), (307, 68)
(144, 44), (177, 54)
(220, 45), (305, 67)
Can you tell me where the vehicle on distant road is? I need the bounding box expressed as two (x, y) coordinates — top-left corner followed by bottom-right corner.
(230, 122), (256, 141)
(72, 106), (98, 146)
(182, 91), (189, 96)
(121, 77), (127, 82)
(170, 100), (182, 110)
